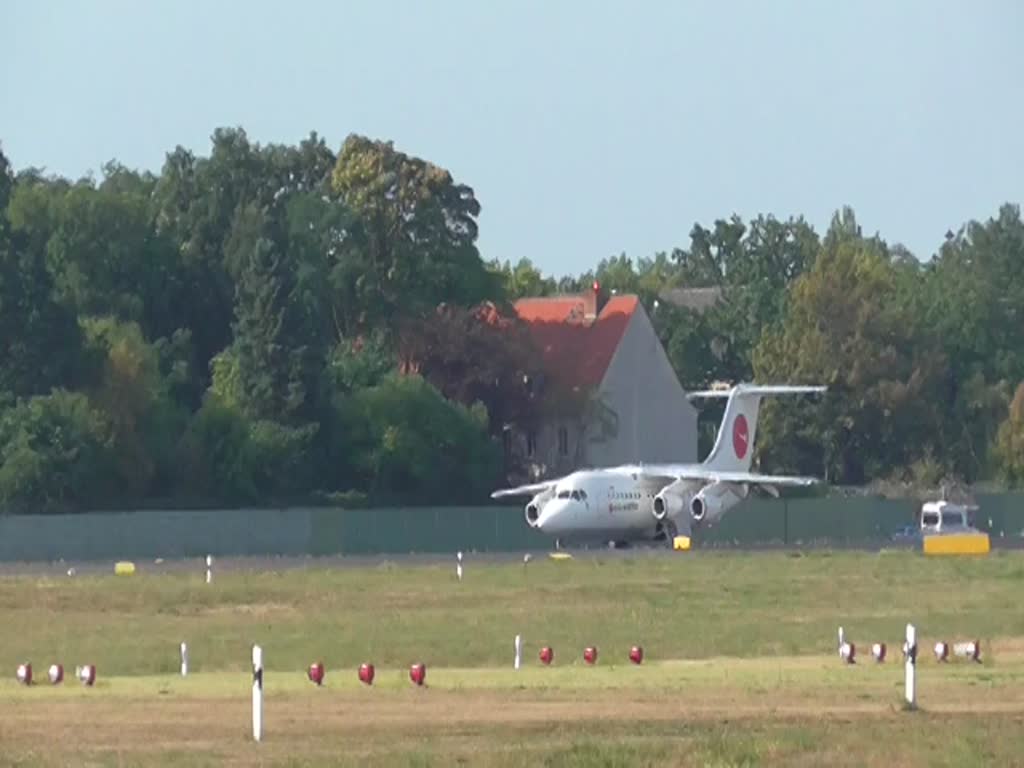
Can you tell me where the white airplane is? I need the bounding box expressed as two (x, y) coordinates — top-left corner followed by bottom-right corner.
(491, 383), (827, 548)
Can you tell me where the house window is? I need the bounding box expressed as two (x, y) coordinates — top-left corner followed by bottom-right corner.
(558, 426), (569, 456)
(527, 430), (537, 457)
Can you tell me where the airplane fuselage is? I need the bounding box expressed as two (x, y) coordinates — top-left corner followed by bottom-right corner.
(527, 465), (709, 544)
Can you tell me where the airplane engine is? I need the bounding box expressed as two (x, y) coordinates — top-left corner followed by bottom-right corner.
(690, 481), (746, 526)
(525, 502), (541, 528)
(652, 491), (685, 521)
(524, 488), (554, 528)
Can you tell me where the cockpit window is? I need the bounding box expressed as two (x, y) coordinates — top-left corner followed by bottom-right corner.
(557, 489), (587, 501)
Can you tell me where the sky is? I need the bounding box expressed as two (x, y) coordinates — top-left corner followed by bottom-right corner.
(2, 0), (1021, 277)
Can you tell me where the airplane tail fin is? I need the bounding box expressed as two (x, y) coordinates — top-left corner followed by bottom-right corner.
(687, 384), (826, 473)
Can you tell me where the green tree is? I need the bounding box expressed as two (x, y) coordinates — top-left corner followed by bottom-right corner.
(0, 226), (85, 397)
(338, 373), (501, 504)
(634, 252), (679, 300)
(0, 144), (13, 237)
(917, 204), (1024, 480)
(81, 317), (186, 502)
(322, 331), (395, 396)
(672, 216), (747, 286)
(651, 214), (819, 394)
(490, 257), (557, 300)
(260, 131), (337, 199)
(247, 419), (320, 499)
(594, 253), (641, 295)
(152, 128), (269, 387)
(283, 190), (353, 347)
(44, 176), (181, 336)
(752, 211), (947, 484)
(229, 221), (316, 425)
(993, 383), (1024, 487)
(176, 397), (258, 503)
(676, 215), (818, 384)
(330, 135), (501, 337)
(650, 302), (721, 390)
(0, 390), (115, 513)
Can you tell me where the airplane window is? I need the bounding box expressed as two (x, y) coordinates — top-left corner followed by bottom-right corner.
(558, 490), (570, 499)
(571, 491), (580, 500)
(580, 490), (587, 500)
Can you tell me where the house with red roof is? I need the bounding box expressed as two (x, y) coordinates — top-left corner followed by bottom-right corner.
(507, 282), (698, 481)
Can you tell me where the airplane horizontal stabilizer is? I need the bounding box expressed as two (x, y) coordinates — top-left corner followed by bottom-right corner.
(687, 384), (827, 400)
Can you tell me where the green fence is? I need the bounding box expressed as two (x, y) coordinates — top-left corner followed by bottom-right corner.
(700, 493), (1024, 547)
(0, 506), (550, 563)
(1, 494), (1023, 563)
(700, 497), (920, 547)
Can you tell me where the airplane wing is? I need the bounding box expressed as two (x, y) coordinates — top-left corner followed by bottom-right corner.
(490, 480), (560, 499)
(637, 465), (821, 487)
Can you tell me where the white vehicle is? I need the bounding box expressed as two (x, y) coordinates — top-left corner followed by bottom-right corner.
(919, 499), (979, 535)
(491, 383), (827, 548)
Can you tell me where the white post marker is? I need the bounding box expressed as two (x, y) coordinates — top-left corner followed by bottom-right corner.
(904, 623), (917, 710)
(837, 626), (854, 663)
(514, 634), (522, 670)
(456, 551), (463, 582)
(180, 642), (188, 677)
(206, 555), (213, 584)
(953, 640), (981, 662)
(252, 644), (263, 742)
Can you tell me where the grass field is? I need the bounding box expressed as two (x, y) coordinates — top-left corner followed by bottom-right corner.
(1, 549), (1024, 766)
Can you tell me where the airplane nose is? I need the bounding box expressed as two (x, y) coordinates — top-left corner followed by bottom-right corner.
(537, 500), (572, 533)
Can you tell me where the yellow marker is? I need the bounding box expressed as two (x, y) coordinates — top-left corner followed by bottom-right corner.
(922, 533), (990, 556)
(548, 552), (573, 560)
(114, 561), (136, 575)
(673, 535), (691, 551)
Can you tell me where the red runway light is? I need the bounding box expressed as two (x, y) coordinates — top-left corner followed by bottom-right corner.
(409, 663), (426, 686)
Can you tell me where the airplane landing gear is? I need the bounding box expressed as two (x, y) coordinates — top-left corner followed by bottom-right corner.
(663, 520), (679, 548)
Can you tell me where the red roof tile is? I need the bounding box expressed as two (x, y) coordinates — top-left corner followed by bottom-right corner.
(514, 294), (639, 392)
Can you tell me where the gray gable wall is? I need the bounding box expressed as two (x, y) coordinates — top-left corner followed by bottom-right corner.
(583, 302), (698, 467)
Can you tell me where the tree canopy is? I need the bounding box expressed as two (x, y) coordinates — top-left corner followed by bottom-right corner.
(0, 131), (1022, 513)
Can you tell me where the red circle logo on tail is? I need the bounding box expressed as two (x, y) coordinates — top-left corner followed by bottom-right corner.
(732, 414), (749, 459)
